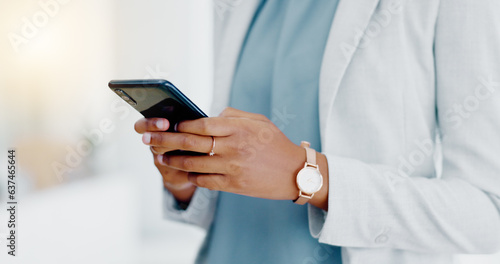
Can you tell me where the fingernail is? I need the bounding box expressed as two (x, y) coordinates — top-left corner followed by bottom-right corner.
(150, 147), (158, 154)
(143, 133), (151, 144)
(157, 154), (165, 165)
(156, 120), (166, 130)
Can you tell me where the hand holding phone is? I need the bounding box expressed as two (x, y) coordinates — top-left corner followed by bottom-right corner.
(108, 79), (203, 203)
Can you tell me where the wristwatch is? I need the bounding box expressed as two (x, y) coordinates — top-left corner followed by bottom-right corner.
(293, 141), (323, 205)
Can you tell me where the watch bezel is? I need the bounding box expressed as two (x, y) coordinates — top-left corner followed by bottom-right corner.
(296, 165), (323, 194)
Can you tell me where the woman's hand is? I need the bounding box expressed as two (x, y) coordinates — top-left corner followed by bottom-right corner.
(134, 118), (196, 203)
(139, 107), (329, 209)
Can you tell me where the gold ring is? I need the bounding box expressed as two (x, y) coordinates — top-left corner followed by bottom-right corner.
(209, 136), (215, 156)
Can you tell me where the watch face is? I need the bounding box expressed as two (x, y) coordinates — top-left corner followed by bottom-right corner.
(296, 167), (323, 194)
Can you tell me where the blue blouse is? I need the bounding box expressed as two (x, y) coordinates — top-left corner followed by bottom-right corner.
(200, 1), (341, 263)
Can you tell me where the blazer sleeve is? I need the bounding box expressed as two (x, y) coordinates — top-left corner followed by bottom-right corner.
(310, 0), (500, 254)
(163, 187), (219, 230)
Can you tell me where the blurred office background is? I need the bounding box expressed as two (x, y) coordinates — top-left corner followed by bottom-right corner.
(0, 0), (499, 263)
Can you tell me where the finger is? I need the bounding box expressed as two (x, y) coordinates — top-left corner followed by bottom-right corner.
(150, 146), (181, 155)
(219, 107), (269, 121)
(143, 132), (214, 154)
(150, 146), (161, 154)
(134, 118), (170, 134)
(188, 173), (230, 191)
(153, 154), (193, 188)
(161, 154), (227, 174)
(176, 117), (236, 136)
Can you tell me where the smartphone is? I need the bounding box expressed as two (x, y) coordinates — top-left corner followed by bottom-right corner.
(108, 79), (207, 131)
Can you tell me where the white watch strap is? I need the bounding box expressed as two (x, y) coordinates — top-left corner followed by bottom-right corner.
(305, 146), (316, 165)
(300, 141), (317, 166)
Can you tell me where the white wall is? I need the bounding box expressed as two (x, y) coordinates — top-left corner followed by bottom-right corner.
(0, 0), (210, 263)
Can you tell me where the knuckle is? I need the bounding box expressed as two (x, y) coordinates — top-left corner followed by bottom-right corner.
(220, 107), (233, 116)
(255, 113), (268, 121)
(160, 168), (174, 180)
(238, 142), (257, 159)
(226, 142), (239, 154)
(232, 175), (247, 189)
(237, 120), (253, 133)
(258, 127), (275, 144)
(211, 183), (223, 191)
(195, 176), (208, 188)
(225, 161), (242, 175)
(181, 135), (197, 149)
(164, 174), (190, 190)
(163, 170), (184, 184)
(152, 133), (165, 146)
(162, 155), (172, 166)
(207, 176), (229, 190)
(199, 118), (212, 134)
(181, 157), (194, 170)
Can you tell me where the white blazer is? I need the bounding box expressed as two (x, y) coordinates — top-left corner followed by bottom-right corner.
(163, 0), (500, 263)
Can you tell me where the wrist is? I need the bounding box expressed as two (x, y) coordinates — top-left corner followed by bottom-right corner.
(165, 183), (197, 203)
(291, 143), (329, 210)
(287, 145), (310, 200)
(308, 152), (329, 210)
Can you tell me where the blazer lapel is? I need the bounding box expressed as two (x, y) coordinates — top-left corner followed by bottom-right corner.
(211, 0), (260, 115)
(319, 0), (380, 142)
(211, 0), (381, 131)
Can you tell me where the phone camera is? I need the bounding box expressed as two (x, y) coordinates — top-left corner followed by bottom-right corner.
(114, 89), (137, 106)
